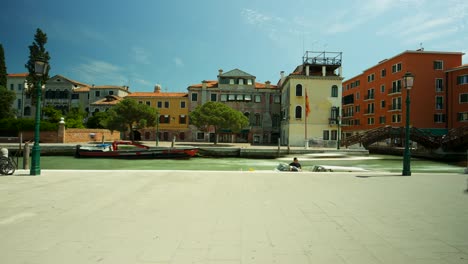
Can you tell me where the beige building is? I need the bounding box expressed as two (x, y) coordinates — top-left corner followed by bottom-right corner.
(279, 51), (343, 147)
(6, 73), (28, 117)
(187, 69), (281, 144)
(126, 85), (190, 142)
(89, 85), (130, 114)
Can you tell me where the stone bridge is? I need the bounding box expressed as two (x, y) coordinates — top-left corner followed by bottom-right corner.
(341, 126), (468, 151)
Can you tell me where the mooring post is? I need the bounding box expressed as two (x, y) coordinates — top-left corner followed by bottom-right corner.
(23, 142), (30, 170)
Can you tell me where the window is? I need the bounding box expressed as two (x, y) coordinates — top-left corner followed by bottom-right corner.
(95, 91), (100, 97)
(239, 79), (244, 85)
(355, 105), (360, 113)
(247, 79), (253, 85)
(254, 113), (261, 126)
(367, 117), (374, 125)
(434, 113), (446, 123)
(331, 130), (337, 140)
(245, 95), (252, 101)
(366, 88), (375, 100)
(159, 115), (170, 124)
(392, 114), (401, 123)
(24, 106), (31, 116)
(273, 95), (280, 103)
(391, 97), (402, 110)
(367, 103), (375, 114)
(196, 132), (204, 140)
(210, 94), (217, 102)
(295, 106), (302, 119)
(460, 93), (468, 103)
(108, 91), (114, 95)
(379, 116), (386, 124)
(10, 84), (14, 91)
(220, 94), (227, 102)
(381, 85), (385, 93)
(180, 101), (186, 108)
(146, 101), (151, 106)
(17, 99), (22, 110)
(18, 83), (23, 91)
(435, 78), (443, 92)
(381, 69), (386, 77)
(331, 85), (338, 97)
(295, 84), (303, 96)
(457, 75), (468, 85)
(229, 79), (234, 84)
(228, 94), (236, 101)
(433, 60), (443, 70)
(138, 101), (143, 104)
(367, 73), (375, 82)
(435, 96), (443, 109)
(356, 92), (360, 100)
(391, 80), (402, 93)
(179, 115), (187, 124)
(71, 93), (79, 99)
(236, 94), (244, 101)
(164, 101), (169, 108)
(254, 95), (261, 103)
(157, 101), (162, 108)
(272, 114), (280, 128)
(457, 112), (468, 121)
(381, 100), (386, 108)
(323, 130), (330, 140)
(191, 93), (198, 101)
(392, 63), (402, 73)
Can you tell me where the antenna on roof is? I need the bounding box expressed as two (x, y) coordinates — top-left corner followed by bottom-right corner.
(418, 43), (424, 51)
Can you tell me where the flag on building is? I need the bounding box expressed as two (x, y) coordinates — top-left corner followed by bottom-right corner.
(305, 91), (310, 117)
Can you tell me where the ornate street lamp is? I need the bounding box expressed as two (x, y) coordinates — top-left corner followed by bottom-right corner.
(30, 58), (48, 175)
(402, 71), (414, 176)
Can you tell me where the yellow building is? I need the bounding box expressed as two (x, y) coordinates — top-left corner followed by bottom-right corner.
(126, 85), (189, 142)
(280, 51), (343, 147)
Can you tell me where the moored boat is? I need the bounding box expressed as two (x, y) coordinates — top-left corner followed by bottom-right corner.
(75, 141), (198, 159)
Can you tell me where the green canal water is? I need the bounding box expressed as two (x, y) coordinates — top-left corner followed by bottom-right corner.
(13, 154), (465, 173)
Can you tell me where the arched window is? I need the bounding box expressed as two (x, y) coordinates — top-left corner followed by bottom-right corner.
(295, 106), (302, 119)
(45, 89), (53, 99)
(331, 85), (338, 97)
(295, 84), (303, 96)
(254, 113), (262, 126)
(24, 106), (31, 116)
(63, 90), (69, 99)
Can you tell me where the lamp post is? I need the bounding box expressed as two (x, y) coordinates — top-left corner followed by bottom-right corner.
(402, 71), (414, 176)
(155, 112), (159, 146)
(30, 59), (48, 176)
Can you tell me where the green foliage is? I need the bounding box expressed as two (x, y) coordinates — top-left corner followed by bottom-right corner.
(103, 99), (157, 140)
(42, 105), (62, 123)
(0, 86), (16, 119)
(189, 102), (249, 144)
(86, 111), (108, 129)
(25, 28), (51, 105)
(0, 43), (7, 88)
(65, 107), (86, 128)
(0, 118), (57, 133)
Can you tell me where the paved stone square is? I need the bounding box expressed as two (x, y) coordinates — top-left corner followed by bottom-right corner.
(1, 170), (467, 264)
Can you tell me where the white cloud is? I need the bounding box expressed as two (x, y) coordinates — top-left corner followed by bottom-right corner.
(174, 57), (184, 67)
(241, 8), (272, 26)
(73, 59), (128, 85)
(132, 46), (151, 65)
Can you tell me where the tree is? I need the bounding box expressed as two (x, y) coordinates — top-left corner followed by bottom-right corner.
(103, 99), (157, 140)
(42, 105), (62, 123)
(189, 102), (249, 144)
(86, 111), (108, 129)
(0, 43), (7, 88)
(25, 28), (50, 106)
(65, 107), (86, 128)
(0, 44), (15, 119)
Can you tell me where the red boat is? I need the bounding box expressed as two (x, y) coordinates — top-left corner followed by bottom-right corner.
(75, 141), (199, 159)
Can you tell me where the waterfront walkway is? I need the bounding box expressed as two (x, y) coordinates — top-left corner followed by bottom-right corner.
(1, 170), (467, 264)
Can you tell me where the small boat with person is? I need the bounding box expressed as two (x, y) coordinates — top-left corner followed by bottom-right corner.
(75, 140), (199, 159)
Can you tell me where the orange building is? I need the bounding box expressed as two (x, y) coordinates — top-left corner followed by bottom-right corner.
(126, 85), (190, 142)
(342, 50), (465, 138)
(446, 65), (468, 128)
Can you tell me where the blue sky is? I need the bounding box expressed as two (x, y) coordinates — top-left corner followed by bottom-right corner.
(1, 0), (467, 92)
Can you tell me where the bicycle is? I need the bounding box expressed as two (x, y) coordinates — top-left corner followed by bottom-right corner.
(0, 156), (16, 175)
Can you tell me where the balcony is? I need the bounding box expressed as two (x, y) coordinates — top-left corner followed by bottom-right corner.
(389, 104), (402, 111)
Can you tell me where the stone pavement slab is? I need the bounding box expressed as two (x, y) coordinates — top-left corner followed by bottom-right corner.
(0, 170), (467, 264)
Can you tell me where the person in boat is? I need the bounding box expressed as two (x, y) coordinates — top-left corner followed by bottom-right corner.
(289, 157), (302, 171)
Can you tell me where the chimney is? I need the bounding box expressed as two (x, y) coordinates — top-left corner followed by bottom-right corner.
(202, 80), (207, 89)
(265, 81), (271, 88)
(218, 69), (223, 75)
(305, 65), (310, 76)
